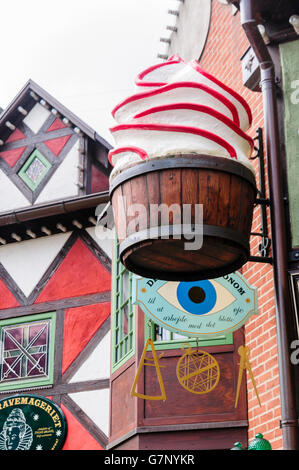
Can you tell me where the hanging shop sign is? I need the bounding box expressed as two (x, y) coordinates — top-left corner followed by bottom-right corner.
(133, 272), (258, 338)
(176, 345), (220, 394)
(131, 338), (166, 401)
(235, 345), (261, 408)
(109, 56), (256, 282)
(0, 394), (67, 450)
(131, 337), (221, 401)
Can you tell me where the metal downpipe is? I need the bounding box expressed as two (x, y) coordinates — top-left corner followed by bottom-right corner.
(239, 0), (298, 450)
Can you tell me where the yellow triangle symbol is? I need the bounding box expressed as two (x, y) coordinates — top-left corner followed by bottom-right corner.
(131, 338), (166, 401)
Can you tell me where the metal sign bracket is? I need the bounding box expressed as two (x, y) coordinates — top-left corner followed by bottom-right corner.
(248, 127), (272, 264)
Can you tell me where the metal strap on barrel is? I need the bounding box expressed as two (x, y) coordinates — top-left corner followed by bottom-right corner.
(119, 224), (250, 254)
(109, 155), (257, 197)
(119, 224), (250, 281)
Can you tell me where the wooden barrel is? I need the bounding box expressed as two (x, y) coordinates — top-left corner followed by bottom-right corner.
(110, 154), (256, 281)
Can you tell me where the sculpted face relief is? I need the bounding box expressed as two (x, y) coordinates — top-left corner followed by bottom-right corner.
(108, 55), (254, 177)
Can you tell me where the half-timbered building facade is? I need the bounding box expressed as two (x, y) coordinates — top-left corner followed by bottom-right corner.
(0, 80), (113, 450)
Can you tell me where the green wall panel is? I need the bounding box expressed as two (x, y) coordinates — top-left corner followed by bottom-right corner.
(280, 40), (299, 247)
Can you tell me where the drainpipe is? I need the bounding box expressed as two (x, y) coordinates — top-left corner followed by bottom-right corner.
(239, 0), (298, 450)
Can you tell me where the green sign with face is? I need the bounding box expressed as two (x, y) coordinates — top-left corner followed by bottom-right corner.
(133, 272), (258, 338)
(0, 394), (67, 450)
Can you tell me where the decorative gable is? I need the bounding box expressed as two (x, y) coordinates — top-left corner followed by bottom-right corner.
(0, 80), (112, 213)
(0, 104), (79, 205)
(0, 83), (113, 450)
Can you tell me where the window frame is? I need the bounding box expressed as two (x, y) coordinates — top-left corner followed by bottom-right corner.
(0, 311), (56, 392)
(144, 320), (233, 351)
(18, 148), (52, 191)
(111, 237), (136, 374)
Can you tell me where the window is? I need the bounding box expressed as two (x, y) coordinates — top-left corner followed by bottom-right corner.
(0, 312), (56, 392)
(290, 270), (299, 339)
(18, 149), (51, 191)
(111, 239), (135, 373)
(146, 322), (233, 351)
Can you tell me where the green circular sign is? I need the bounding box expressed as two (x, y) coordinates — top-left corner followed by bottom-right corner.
(0, 394), (67, 450)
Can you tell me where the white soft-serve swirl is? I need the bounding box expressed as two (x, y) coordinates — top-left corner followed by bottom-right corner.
(109, 55), (254, 179)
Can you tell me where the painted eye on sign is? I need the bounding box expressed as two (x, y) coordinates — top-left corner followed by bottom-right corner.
(133, 272), (258, 338)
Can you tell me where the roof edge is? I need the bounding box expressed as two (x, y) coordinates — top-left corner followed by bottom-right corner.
(0, 79), (112, 150)
(0, 191), (109, 228)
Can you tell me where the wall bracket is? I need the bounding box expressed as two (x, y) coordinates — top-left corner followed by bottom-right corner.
(248, 127), (272, 264)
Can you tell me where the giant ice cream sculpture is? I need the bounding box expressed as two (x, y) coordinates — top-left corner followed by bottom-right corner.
(109, 56), (256, 281)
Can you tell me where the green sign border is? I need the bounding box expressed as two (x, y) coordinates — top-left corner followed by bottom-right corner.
(133, 272), (258, 338)
(0, 312), (56, 392)
(0, 394), (67, 450)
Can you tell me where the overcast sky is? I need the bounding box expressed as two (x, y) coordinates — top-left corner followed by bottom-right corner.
(0, 0), (176, 144)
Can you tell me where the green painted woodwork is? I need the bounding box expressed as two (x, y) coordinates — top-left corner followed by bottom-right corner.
(18, 149), (52, 191)
(280, 40), (299, 247)
(111, 234), (136, 374)
(0, 312), (56, 392)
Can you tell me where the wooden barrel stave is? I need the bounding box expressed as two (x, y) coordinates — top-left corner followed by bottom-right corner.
(110, 155), (256, 281)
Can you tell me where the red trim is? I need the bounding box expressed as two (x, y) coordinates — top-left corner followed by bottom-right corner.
(35, 238), (111, 303)
(0, 278), (20, 309)
(61, 405), (103, 450)
(134, 103), (253, 150)
(6, 128), (26, 143)
(62, 302), (111, 374)
(112, 81), (239, 126)
(190, 60), (252, 126)
(0, 146), (27, 167)
(44, 134), (72, 157)
(108, 146), (147, 165)
(110, 123), (237, 158)
(135, 56), (185, 88)
(46, 117), (68, 133)
(168, 54), (185, 62)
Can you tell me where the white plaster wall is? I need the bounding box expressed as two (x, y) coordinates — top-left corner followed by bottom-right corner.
(69, 331), (111, 382)
(86, 226), (113, 260)
(0, 169), (30, 213)
(35, 139), (80, 204)
(69, 389), (110, 437)
(23, 103), (51, 134)
(0, 231), (70, 297)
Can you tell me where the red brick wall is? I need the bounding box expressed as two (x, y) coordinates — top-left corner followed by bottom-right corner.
(200, 0), (282, 449)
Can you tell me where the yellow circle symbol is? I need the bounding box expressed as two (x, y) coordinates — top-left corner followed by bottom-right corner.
(176, 349), (220, 394)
